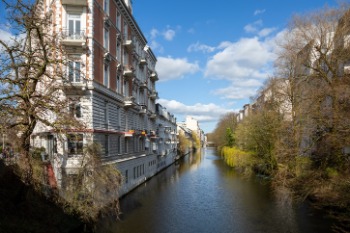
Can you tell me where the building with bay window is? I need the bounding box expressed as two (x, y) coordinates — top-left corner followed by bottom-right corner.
(32, 0), (177, 196)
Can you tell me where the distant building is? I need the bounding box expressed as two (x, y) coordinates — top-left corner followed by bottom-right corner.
(177, 116), (206, 148)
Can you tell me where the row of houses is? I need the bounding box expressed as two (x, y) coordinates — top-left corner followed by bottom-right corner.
(30, 0), (178, 196)
(235, 9), (350, 158)
(236, 78), (291, 123)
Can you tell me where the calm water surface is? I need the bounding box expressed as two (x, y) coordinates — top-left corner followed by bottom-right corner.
(96, 148), (335, 233)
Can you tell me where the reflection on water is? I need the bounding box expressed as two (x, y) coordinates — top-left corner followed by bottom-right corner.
(96, 148), (335, 233)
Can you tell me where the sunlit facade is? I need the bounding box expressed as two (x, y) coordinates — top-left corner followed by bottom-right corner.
(32, 0), (177, 196)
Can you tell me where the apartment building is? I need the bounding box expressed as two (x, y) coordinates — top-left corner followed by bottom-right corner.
(31, 0), (177, 195)
(177, 116), (206, 148)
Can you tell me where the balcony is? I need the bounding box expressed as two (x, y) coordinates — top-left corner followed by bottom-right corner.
(123, 35), (134, 51)
(104, 16), (111, 28)
(123, 66), (134, 78)
(104, 52), (112, 63)
(140, 82), (147, 89)
(165, 140), (171, 145)
(150, 90), (158, 100)
(139, 105), (147, 114)
(124, 96), (135, 108)
(61, 29), (86, 48)
(61, 0), (87, 6)
(150, 113), (157, 119)
(62, 79), (87, 95)
(149, 71), (159, 81)
(139, 57), (147, 66)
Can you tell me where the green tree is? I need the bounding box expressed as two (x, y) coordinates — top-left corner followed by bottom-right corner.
(211, 112), (237, 148)
(225, 127), (235, 147)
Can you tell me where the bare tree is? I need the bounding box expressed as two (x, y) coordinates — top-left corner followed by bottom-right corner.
(277, 5), (350, 169)
(0, 0), (83, 184)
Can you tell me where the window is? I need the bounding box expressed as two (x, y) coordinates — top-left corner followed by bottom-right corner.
(117, 136), (121, 154)
(67, 14), (82, 39)
(67, 134), (83, 155)
(69, 103), (82, 118)
(104, 102), (109, 128)
(68, 61), (81, 82)
(123, 79), (128, 96)
(103, 0), (109, 14)
(116, 42), (121, 61)
(104, 134), (109, 156)
(116, 74), (121, 93)
(104, 28), (109, 50)
(116, 11), (121, 30)
(123, 50), (129, 66)
(125, 170), (128, 183)
(104, 64), (109, 87)
(124, 22), (128, 40)
(124, 138), (128, 153)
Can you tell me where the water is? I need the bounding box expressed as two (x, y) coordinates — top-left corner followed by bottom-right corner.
(96, 148), (335, 233)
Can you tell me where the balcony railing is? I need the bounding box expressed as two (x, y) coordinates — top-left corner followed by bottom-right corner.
(62, 78), (87, 94)
(139, 106), (147, 114)
(150, 90), (158, 100)
(61, 0), (87, 6)
(139, 57), (147, 66)
(150, 71), (159, 81)
(61, 29), (86, 48)
(123, 65), (134, 78)
(140, 82), (147, 89)
(124, 96), (135, 108)
(123, 34), (134, 51)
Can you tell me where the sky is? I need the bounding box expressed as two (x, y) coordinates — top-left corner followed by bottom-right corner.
(132, 0), (342, 133)
(0, 0), (343, 134)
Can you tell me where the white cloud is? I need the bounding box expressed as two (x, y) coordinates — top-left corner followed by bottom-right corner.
(150, 40), (164, 53)
(244, 20), (262, 33)
(149, 27), (177, 41)
(156, 57), (199, 81)
(258, 27), (277, 37)
(148, 26), (178, 52)
(205, 37), (274, 80)
(204, 32), (281, 100)
(0, 28), (15, 43)
(244, 20), (277, 38)
(212, 86), (258, 100)
(157, 99), (232, 122)
(163, 29), (175, 41)
(254, 9), (266, 16)
(150, 28), (159, 39)
(187, 42), (216, 53)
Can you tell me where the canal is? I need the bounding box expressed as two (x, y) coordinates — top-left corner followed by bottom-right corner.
(96, 147), (335, 233)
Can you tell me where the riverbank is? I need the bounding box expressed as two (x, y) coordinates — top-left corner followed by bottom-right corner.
(221, 146), (350, 231)
(0, 161), (87, 233)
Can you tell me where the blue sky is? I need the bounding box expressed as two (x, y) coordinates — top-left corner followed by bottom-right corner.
(132, 0), (341, 133)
